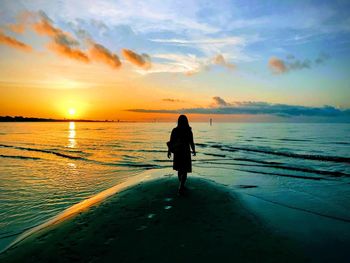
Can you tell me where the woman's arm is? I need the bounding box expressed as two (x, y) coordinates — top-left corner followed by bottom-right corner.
(190, 130), (196, 156)
(167, 129), (175, 158)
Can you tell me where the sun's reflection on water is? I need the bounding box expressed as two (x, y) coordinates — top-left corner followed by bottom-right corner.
(68, 162), (76, 168)
(68, 122), (76, 148)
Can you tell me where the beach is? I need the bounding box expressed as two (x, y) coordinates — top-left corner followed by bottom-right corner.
(1, 0), (350, 261)
(0, 176), (305, 263)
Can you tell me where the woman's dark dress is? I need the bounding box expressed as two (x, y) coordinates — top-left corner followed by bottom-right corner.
(170, 127), (194, 173)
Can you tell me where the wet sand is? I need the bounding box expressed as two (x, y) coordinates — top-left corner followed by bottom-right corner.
(0, 176), (306, 263)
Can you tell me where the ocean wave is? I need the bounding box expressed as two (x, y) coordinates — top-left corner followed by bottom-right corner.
(210, 144), (350, 164)
(120, 149), (167, 153)
(0, 144), (83, 160)
(236, 169), (324, 180)
(233, 158), (281, 165)
(64, 149), (86, 154)
(278, 138), (312, 142)
(122, 155), (138, 159)
(138, 149), (168, 153)
(196, 143), (209, 147)
(199, 160), (350, 177)
(117, 163), (165, 169)
(202, 153), (226, 157)
(193, 164), (329, 181)
(153, 158), (228, 163)
(88, 160), (166, 169)
(0, 154), (41, 160)
(332, 142), (350, 145)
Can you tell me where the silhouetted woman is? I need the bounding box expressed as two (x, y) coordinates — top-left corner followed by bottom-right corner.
(167, 115), (196, 195)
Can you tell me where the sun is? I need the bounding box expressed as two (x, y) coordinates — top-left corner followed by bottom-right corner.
(68, 108), (76, 116)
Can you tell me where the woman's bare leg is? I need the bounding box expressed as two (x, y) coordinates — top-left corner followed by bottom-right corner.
(180, 172), (187, 189)
(178, 171), (187, 194)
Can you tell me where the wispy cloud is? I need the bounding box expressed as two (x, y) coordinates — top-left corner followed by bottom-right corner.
(6, 11), (37, 34)
(145, 53), (204, 75)
(67, 26), (122, 69)
(47, 41), (89, 62)
(33, 11), (89, 62)
(213, 54), (235, 70)
(150, 37), (245, 46)
(89, 43), (121, 68)
(150, 36), (250, 60)
(145, 53), (236, 76)
(314, 53), (330, 64)
(121, 49), (151, 69)
(0, 31), (32, 52)
(162, 98), (184, 103)
(63, 0), (219, 34)
(269, 57), (288, 74)
(10, 11), (123, 68)
(269, 53), (331, 74)
(288, 59), (311, 71)
(212, 96), (229, 107)
(7, 23), (25, 34)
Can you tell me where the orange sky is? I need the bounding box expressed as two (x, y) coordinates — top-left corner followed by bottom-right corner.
(1, 2), (349, 122)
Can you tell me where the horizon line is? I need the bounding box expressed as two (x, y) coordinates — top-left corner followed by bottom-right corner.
(0, 116), (349, 124)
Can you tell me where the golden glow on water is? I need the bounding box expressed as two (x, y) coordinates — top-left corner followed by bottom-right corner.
(68, 122), (76, 148)
(68, 162), (76, 168)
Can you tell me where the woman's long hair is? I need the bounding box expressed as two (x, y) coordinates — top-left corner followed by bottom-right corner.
(177, 115), (191, 129)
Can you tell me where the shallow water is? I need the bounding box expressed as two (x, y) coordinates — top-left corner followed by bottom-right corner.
(0, 122), (350, 251)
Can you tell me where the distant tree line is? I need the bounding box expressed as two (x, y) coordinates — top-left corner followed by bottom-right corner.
(0, 116), (115, 122)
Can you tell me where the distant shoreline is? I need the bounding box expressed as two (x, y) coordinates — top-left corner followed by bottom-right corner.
(0, 116), (120, 122)
(1, 116), (349, 123)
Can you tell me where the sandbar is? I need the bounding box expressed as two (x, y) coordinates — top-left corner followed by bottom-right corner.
(0, 176), (306, 262)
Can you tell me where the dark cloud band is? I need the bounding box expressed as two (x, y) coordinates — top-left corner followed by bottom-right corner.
(127, 102), (350, 117)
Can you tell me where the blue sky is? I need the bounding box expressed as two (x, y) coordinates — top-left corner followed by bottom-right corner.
(0, 0), (349, 121)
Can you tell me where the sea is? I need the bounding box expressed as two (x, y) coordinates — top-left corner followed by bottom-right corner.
(1, 122), (350, 259)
